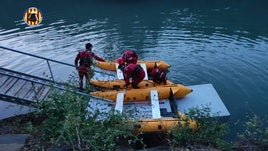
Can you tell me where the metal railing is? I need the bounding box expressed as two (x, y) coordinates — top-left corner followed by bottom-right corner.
(0, 67), (90, 106)
(0, 45), (113, 82)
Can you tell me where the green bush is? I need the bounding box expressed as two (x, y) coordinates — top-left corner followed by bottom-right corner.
(168, 105), (231, 150)
(235, 113), (268, 150)
(26, 85), (142, 151)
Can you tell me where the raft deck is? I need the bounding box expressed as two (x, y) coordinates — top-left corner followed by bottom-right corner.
(88, 83), (230, 119)
(177, 83), (230, 118)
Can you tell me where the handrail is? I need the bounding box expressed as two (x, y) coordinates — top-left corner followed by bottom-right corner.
(0, 46), (75, 67)
(0, 71), (90, 106)
(0, 67), (59, 85)
(0, 45), (114, 81)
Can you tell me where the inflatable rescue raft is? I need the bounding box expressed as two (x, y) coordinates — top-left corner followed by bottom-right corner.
(90, 84), (192, 102)
(94, 60), (171, 71)
(90, 79), (174, 89)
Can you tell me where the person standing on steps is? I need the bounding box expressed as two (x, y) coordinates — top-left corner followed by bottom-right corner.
(75, 43), (105, 91)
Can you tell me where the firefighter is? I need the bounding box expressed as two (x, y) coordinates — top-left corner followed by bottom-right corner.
(149, 67), (167, 85)
(123, 63), (145, 89)
(75, 43), (105, 90)
(122, 49), (138, 65)
(116, 49), (138, 72)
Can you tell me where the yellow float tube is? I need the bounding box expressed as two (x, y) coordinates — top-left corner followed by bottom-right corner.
(90, 79), (174, 89)
(134, 112), (198, 133)
(94, 60), (171, 71)
(90, 84), (192, 102)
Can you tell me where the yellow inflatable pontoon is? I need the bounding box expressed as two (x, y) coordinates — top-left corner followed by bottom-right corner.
(90, 84), (192, 102)
(134, 112), (198, 133)
(94, 60), (171, 71)
(90, 79), (174, 89)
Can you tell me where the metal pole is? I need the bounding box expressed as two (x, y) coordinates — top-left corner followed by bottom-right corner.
(47, 60), (55, 81)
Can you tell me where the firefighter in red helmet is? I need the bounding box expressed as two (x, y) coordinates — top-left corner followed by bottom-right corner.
(116, 49), (138, 68)
(123, 63), (145, 89)
(75, 43), (105, 91)
(149, 67), (167, 85)
(122, 49), (138, 65)
(116, 49), (138, 72)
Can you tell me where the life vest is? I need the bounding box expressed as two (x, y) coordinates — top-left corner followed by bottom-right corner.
(151, 68), (166, 80)
(79, 51), (93, 67)
(133, 65), (143, 75)
(124, 63), (143, 77)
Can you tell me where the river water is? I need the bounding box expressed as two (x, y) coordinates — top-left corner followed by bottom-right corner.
(0, 0), (268, 140)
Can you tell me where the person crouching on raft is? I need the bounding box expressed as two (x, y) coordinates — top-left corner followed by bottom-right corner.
(74, 43), (105, 91)
(122, 49), (138, 65)
(123, 63), (145, 89)
(115, 49), (138, 72)
(148, 67), (167, 85)
(116, 49), (138, 70)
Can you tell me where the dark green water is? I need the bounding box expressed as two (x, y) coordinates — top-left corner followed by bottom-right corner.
(1, 0), (268, 140)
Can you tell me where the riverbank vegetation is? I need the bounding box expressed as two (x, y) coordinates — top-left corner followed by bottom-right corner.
(0, 84), (267, 151)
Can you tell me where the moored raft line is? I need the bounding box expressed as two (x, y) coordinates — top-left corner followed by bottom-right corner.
(94, 60), (171, 71)
(90, 84), (192, 102)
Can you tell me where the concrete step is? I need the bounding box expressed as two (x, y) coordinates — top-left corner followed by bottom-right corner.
(0, 134), (29, 151)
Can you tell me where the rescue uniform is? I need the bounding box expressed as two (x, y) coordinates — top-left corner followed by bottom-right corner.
(75, 50), (105, 89)
(123, 63), (145, 88)
(123, 49), (138, 65)
(116, 49), (138, 72)
(150, 68), (167, 85)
